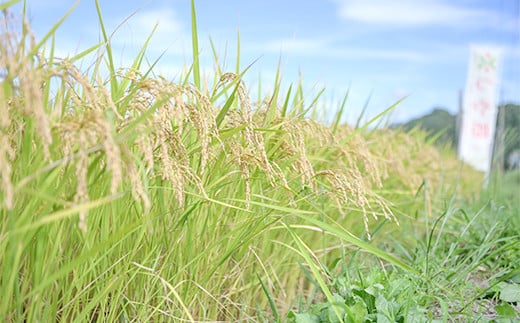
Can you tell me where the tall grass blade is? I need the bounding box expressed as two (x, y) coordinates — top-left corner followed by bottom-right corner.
(264, 57), (282, 126)
(283, 222), (345, 323)
(341, 96), (406, 144)
(280, 84), (293, 120)
(216, 83), (239, 128)
(333, 89), (350, 134)
(190, 0), (201, 89)
(0, 0), (20, 10)
(292, 210), (419, 274)
(94, 0), (119, 96)
(362, 96), (405, 131)
(208, 36), (222, 88)
(235, 28), (241, 75)
(29, 1), (79, 57)
(13, 194), (123, 235)
(257, 274), (280, 322)
(301, 88), (326, 118)
(69, 43), (102, 63)
(355, 91), (372, 129)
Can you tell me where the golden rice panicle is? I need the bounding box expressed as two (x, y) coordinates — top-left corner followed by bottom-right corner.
(121, 146), (151, 211)
(279, 118), (317, 190)
(54, 74), (122, 191)
(55, 111), (115, 231)
(42, 59), (130, 231)
(333, 129), (397, 224)
(75, 133), (89, 232)
(184, 84), (219, 171)
(1, 12), (52, 157)
(0, 11), (53, 208)
(156, 112), (188, 208)
(349, 132), (385, 189)
(316, 167), (371, 227)
(63, 63), (124, 195)
(305, 124), (398, 237)
(373, 129), (442, 193)
(0, 64), (13, 210)
(0, 123), (14, 209)
(330, 126), (384, 189)
(218, 73), (292, 206)
(135, 122), (155, 175)
(217, 73), (259, 206)
(122, 73), (160, 175)
(126, 75), (211, 208)
(229, 143), (252, 207)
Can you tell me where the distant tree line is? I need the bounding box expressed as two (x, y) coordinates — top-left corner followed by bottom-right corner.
(393, 103), (520, 170)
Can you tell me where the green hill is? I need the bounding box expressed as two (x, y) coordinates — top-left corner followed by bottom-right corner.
(394, 104), (520, 169)
(393, 107), (457, 148)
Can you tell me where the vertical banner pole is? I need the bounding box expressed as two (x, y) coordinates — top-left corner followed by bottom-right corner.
(458, 46), (503, 185)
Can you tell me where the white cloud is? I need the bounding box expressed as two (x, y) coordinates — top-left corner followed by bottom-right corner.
(132, 8), (183, 36)
(336, 47), (425, 61)
(110, 8), (188, 56)
(334, 0), (496, 27)
(262, 38), (329, 53)
(257, 37), (426, 62)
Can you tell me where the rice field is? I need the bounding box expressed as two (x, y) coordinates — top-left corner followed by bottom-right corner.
(1, 1), (518, 322)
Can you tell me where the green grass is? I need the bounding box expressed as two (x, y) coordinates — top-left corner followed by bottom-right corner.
(288, 171), (520, 322)
(1, 2), (518, 322)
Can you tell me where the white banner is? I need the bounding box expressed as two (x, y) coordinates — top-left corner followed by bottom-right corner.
(458, 46), (502, 173)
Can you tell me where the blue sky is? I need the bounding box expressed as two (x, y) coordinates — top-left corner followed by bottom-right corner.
(17, 0), (520, 123)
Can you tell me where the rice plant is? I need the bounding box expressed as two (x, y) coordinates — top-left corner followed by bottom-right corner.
(0, 1), (509, 322)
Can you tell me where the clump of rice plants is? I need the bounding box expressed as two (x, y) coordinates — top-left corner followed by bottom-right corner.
(0, 2), (488, 321)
